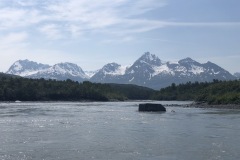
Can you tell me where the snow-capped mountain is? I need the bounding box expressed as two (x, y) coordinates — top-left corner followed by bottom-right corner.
(6, 53), (236, 89)
(148, 57), (235, 89)
(123, 52), (163, 86)
(6, 59), (50, 76)
(7, 60), (89, 82)
(90, 52), (236, 89)
(91, 63), (127, 83)
(28, 62), (89, 81)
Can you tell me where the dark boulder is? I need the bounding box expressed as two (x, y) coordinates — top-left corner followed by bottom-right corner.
(139, 103), (166, 112)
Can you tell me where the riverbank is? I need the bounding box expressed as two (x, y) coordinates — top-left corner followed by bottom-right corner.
(187, 102), (240, 109)
(164, 102), (240, 109)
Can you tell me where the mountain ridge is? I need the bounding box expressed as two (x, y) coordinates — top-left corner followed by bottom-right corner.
(6, 52), (236, 89)
(7, 60), (89, 82)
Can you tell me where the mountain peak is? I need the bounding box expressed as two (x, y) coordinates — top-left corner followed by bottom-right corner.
(140, 52), (158, 61)
(102, 63), (121, 71)
(90, 62), (126, 82)
(6, 60), (89, 81)
(6, 59), (50, 76)
(54, 62), (81, 70)
(19, 59), (30, 62)
(50, 62), (88, 79)
(101, 62), (126, 75)
(178, 57), (197, 64)
(136, 52), (162, 66)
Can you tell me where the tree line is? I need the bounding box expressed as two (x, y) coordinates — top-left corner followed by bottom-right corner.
(152, 79), (240, 105)
(0, 76), (154, 101)
(0, 73), (239, 105)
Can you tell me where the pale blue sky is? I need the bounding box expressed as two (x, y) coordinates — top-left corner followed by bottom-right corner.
(0, 0), (240, 73)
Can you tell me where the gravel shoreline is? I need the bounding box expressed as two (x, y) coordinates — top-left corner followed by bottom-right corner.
(164, 103), (240, 109)
(188, 103), (240, 109)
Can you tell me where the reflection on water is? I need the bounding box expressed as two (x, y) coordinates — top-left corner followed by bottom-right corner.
(0, 101), (240, 160)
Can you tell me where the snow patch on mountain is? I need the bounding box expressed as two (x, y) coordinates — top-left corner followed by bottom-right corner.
(6, 52), (236, 89)
(13, 62), (23, 71)
(84, 70), (98, 78)
(189, 65), (205, 75)
(101, 63), (128, 76)
(7, 60), (89, 81)
(129, 77), (134, 82)
(169, 61), (179, 65)
(18, 70), (40, 77)
(115, 65), (129, 75)
(211, 69), (220, 75)
(175, 66), (187, 73)
(152, 64), (174, 76)
(6, 59), (50, 77)
(234, 72), (240, 79)
(32, 62), (89, 79)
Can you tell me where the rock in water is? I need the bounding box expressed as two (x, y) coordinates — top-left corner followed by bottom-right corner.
(139, 103), (166, 112)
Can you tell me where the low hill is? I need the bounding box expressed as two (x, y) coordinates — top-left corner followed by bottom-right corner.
(0, 77), (155, 101)
(107, 83), (156, 100)
(152, 80), (240, 105)
(0, 72), (19, 78)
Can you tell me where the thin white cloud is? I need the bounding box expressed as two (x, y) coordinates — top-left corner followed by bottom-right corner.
(0, 7), (46, 30)
(0, 0), (239, 74)
(17, 0), (38, 7)
(0, 0), (167, 36)
(166, 22), (240, 27)
(39, 24), (63, 40)
(0, 32), (29, 50)
(101, 36), (135, 44)
(44, 0), (167, 33)
(0, 0), (239, 40)
(119, 0), (167, 17)
(0, 8), (26, 29)
(0, 32), (30, 71)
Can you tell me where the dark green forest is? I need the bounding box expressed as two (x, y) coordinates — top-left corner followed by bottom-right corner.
(0, 73), (239, 105)
(0, 75), (154, 101)
(152, 80), (240, 105)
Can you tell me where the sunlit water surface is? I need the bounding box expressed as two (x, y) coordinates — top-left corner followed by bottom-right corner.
(0, 101), (240, 160)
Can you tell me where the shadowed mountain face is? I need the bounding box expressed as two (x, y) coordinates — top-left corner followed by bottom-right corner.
(6, 52), (236, 89)
(234, 72), (240, 79)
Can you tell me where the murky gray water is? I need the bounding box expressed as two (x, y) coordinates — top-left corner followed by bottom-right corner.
(0, 101), (240, 160)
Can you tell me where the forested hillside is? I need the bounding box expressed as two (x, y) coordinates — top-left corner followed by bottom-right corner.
(0, 72), (19, 78)
(152, 80), (240, 105)
(0, 76), (154, 101)
(1, 72), (239, 105)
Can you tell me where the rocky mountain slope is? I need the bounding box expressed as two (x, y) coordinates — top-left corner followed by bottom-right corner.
(90, 52), (235, 89)
(6, 52), (236, 89)
(234, 72), (240, 79)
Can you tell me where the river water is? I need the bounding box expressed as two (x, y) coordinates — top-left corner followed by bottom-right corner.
(0, 101), (239, 160)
